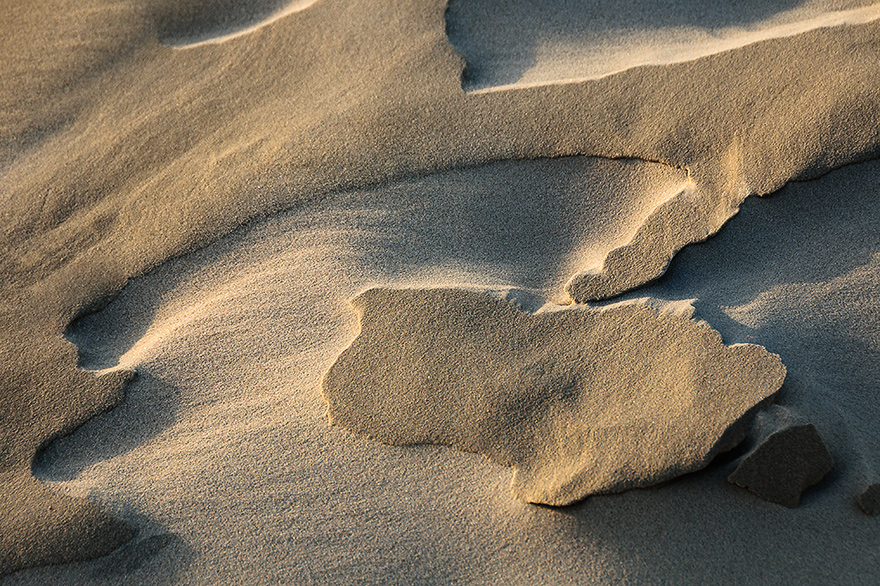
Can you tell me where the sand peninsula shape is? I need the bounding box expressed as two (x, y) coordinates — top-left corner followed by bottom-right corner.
(322, 287), (786, 506)
(565, 175), (709, 302)
(446, 0), (880, 92)
(157, 0), (321, 49)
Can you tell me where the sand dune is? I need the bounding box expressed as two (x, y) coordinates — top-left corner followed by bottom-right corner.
(2, 0), (880, 581)
(448, 0), (880, 91)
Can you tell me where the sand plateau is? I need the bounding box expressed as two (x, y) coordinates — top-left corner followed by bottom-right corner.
(1, 0), (880, 581)
(323, 288), (785, 506)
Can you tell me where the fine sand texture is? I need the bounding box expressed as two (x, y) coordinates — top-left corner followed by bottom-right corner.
(324, 288), (785, 506)
(1, 0), (880, 582)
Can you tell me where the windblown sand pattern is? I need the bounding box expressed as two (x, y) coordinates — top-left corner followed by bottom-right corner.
(12, 159), (878, 584)
(2, 0), (880, 582)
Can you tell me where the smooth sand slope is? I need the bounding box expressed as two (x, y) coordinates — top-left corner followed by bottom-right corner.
(1, 0), (879, 581)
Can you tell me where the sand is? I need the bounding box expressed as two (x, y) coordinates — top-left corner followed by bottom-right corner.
(324, 288), (785, 505)
(447, 0), (880, 91)
(1, 0), (879, 582)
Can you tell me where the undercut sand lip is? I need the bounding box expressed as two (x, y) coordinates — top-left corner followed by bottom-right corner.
(161, 0), (321, 49)
(449, 2), (880, 93)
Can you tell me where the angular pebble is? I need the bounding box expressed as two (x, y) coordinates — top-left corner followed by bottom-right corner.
(856, 484), (880, 516)
(728, 405), (833, 508)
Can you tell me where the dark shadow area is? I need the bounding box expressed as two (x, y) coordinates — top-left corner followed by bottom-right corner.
(66, 305), (165, 372)
(644, 175), (880, 307)
(87, 530), (189, 582)
(33, 373), (183, 483)
(446, 0), (824, 89)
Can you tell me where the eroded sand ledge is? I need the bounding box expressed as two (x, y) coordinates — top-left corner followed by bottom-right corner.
(323, 288), (785, 506)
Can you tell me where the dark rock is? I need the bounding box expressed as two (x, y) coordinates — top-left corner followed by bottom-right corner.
(856, 484), (880, 516)
(728, 405), (833, 508)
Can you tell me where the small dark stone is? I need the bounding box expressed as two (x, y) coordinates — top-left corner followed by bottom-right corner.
(856, 484), (880, 516)
(728, 405), (833, 508)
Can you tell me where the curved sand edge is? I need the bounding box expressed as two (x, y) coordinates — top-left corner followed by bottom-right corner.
(323, 288), (785, 506)
(449, 2), (880, 93)
(157, 0), (321, 49)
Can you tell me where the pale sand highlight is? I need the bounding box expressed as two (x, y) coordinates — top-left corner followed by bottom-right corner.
(449, 0), (880, 92)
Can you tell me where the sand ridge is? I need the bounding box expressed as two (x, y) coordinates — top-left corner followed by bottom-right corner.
(156, 0), (321, 48)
